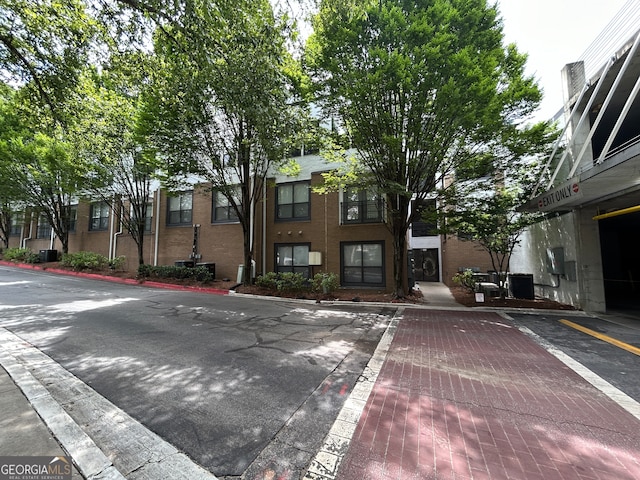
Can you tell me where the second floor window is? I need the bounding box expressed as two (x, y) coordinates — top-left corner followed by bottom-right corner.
(212, 190), (239, 223)
(65, 205), (77, 233)
(90, 202), (109, 231)
(411, 199), (438, 237)
(167, 192), (193, 225)
(342, 187), (384, 224)
(10, 212), (23, 236)
(276, 182), (310, 221)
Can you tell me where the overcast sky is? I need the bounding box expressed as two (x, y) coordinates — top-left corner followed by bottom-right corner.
(497, 0), (632, 121)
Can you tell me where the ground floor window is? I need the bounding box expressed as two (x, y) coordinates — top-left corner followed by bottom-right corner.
(36, 214), (52, 239)
(341, 241), (385, 286)
(275, 243), (310, 278)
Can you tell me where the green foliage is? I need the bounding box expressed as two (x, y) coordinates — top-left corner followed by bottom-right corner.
(306, 0), (546, 297)
(255, 271), (340, 294)
(2, 247), (32, 262)
(452, 270), (477, 293)
(137, 264), (213, 283)
(60, 251), (109, 271)
(109, 255), (126, 270)
(311, 272), (339, 293)
(255, 271), (278, 289)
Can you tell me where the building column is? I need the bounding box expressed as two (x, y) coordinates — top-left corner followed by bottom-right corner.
(574, 207), (606, 312)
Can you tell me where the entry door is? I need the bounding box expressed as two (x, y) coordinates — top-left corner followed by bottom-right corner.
(413, 248), (439, 282)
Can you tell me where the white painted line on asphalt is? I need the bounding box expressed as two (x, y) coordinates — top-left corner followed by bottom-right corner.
(303, 308), (403, 480)
(0, 327), (218, 480)
(502, 314), (640, 422)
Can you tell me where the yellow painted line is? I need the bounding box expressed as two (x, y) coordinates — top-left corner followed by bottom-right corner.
(559, 319), (640, 357)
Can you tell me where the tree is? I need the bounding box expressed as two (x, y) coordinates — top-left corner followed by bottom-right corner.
(140, 0), (301, 284)
(0, 0), (95, 121)
(437, 121), (558, 297)
(0, 83), (26, 249)
(71, 55), (160, 266)
(306, 0), (544, 297)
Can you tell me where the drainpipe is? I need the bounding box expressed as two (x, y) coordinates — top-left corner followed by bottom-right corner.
(111, 204), (123, 260)
(262, 179), (266, 276)
(21, 218), (33, 249)
(108, 202), (115, 260)
(154, 187), (161, 266)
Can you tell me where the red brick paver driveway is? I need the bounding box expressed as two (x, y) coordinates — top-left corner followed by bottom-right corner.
(338, 309), (640, 480)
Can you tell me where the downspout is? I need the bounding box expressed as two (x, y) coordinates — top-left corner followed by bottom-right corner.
(108, 201), (116, 261)
(111, 204), (123, 260)
(154, 187), (161, 266)
(262, 178), (266, 276)
(21, 219), (33, 249)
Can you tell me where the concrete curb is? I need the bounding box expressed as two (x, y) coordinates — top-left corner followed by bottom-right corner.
(0, 261), (228, 295)
(0, 332), (126, 480)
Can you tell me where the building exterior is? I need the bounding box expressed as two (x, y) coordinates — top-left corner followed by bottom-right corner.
(514, 11), (640, 313)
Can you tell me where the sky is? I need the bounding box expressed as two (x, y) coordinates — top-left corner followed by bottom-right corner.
(497, 0), (630, 121)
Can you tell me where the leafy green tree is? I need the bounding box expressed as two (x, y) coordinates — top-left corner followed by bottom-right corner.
(0, 83), (27, 248)
(140, 0), (301, 284)
(306, 0), (544, 297)
(0, 0), (95, 121)
(0, 81), (111, 255)
(437, 121), (558, 297)
(70, 55), (161, 266)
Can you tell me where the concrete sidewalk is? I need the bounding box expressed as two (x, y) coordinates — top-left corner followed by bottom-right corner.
(307, 308), (640, 480)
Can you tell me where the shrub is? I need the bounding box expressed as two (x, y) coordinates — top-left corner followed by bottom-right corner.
(274, 272), (308, 292)
(3, 247), (33, 262)
(25, 252), (41, 264)
(452, 269), (477, 293)
(255, 271), (340, 295)
(255, 271), (278, 289)
(311, 272), (339, 294)
(61, 251), (110, 271)
(137, 264), (213, 283)
(109, 256), (126, 271)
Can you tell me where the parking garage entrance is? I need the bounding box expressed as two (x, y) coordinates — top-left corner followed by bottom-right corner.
(599, 209), (640, 312)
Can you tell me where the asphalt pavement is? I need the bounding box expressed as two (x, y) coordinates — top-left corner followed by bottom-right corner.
(2, 274), (640, 480)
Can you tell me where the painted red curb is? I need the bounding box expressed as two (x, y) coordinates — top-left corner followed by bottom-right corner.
(0, 260), (229, 296)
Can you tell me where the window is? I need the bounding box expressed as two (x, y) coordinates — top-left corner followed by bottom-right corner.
(342, 187), (384, 224)
(167, 191), (193, 225)
(411, 199), (438, 237)
(275, 244), (310, 278)
(36, 214), (52, 239)
(212, 189), (239, 223)
(341, 241), (384, 286)
(10, 212), (23, 236)
(65, 205), (77, 233)
(89, 202), (110, 231)
(144, 203), (153, 232)
(129, 203), (153, 233)
(276, 182), (310, 220)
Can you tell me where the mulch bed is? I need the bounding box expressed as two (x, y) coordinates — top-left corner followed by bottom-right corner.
(449, 285), (577, 310)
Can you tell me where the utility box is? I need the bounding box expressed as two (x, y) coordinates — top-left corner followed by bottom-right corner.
(39, 249), (58, 262)
(509, 273), (534, 299)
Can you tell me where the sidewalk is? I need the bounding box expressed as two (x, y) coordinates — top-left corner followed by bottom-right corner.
(307, 307), (640, 480)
